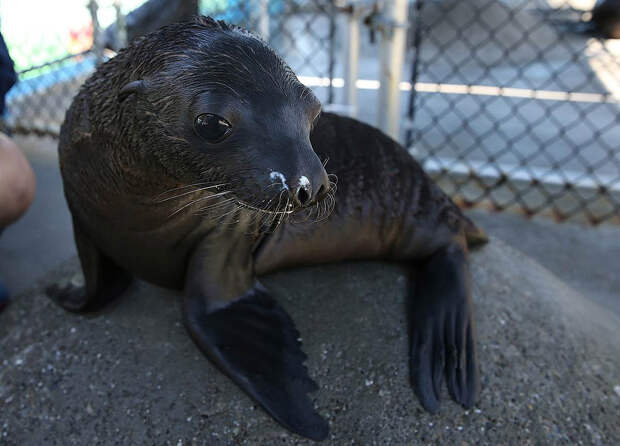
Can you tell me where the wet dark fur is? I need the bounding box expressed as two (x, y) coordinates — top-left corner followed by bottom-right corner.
(62, 17), (313, 220)
(53, 16), (487, 441)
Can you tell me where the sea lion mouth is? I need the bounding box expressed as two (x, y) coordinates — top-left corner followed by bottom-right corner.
(233, 189), (335, 232)
(154, 172), (336, 230)
(227, 171), (336, 232)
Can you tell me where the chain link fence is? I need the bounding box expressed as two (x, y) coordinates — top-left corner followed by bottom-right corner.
(405, 0), (620, 224)
(1, 0), (619, 224)
(1, 0), (336, 136)
(1, 0), (94, 136)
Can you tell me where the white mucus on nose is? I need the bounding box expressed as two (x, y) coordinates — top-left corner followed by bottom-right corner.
(270, 171), (289, 191)
(299, 175), (310, 188)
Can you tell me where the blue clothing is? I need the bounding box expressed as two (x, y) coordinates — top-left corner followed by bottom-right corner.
(0, 32), (17, 116)
(0, 280), (8, 311)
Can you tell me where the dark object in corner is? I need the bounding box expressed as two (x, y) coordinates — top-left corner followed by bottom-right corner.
(592, 0), (620, 39)
(0, 281), (8, 313)
(537, 0), (620, 39)
(104, 0), (199, 51)
(0, 32), (17, 116)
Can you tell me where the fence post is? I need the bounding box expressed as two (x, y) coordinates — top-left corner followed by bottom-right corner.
(114, 0), (128, 50)
(88, 0), (104, 66)
(258, 0), (270, 40)
(327, 6), (337, 105)
(405, 0), (425, 149)
(377, 0), (408, 140)
(344, 5), (360, 117)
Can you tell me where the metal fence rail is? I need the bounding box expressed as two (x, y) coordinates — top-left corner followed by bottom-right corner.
(404, 0), (620, 224)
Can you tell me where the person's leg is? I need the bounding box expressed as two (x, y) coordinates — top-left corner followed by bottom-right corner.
(0, 132), (35, 227)
(0, 132), (36, 310)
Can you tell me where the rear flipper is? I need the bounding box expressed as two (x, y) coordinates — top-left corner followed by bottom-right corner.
(408, 240), (480, 412)
(183, 282), (328, 441)
(462, 214), (488, 248)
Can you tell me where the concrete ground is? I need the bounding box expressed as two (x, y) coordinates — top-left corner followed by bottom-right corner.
(468, 209), (620, 317)
(1, 235), (619, 445)
(0, 135), (619, 444)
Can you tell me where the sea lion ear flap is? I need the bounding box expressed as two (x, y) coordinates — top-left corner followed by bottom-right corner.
(118, 80), (148, 103)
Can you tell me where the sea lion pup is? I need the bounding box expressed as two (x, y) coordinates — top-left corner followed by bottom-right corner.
(49, 16), (487, 440)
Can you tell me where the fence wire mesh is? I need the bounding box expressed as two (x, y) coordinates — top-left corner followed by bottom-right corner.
(1, 0), (94, 137)
(1, 0), (619, 224)
(405, 0), (620, 224)
(1, 0), (335, 136)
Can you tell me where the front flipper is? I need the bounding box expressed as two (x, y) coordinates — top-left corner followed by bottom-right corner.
(46, 216), (132, 312)
(184, 285), (327, 440)
(408, 240), (480, 412)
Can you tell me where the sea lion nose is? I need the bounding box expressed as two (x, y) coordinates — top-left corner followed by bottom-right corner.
(294, 178), (312, 206)
(293, 169), (330, 206)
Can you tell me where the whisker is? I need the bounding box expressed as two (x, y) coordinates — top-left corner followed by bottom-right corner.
(168, 191), (231, 218)
(211, 205), (241, 222)
(275, 196), (289, 229)
(155, 183), (229, 203)
(270, 190), (287, 222)
(195, 196), (237, 214)
(265, 182), (286, 190)
(155, 181), (229, 199)
(328, 180), (338, 194)
(318, 198), (332, 222)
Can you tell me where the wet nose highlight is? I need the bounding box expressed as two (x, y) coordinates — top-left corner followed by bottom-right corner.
(293, 172), (330, 206)
(295, 176), (312, 206)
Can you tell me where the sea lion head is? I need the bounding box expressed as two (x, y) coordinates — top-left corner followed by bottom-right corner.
(115, 16), (331, 221)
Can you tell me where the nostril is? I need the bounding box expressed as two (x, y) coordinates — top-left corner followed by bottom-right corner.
(316, 184), (327, 199)
(296, 186), (310, 205)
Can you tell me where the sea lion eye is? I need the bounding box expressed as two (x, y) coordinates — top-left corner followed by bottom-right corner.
(194, 113), (232, 143)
